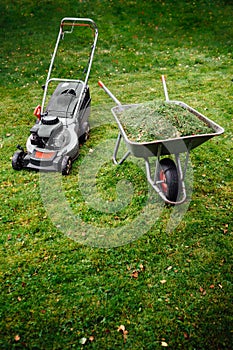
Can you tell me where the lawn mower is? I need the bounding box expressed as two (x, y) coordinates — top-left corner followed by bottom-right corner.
(12, 17), (98, 175)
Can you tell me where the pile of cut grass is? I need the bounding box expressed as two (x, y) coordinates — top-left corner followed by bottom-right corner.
(117, 101), (213, 142)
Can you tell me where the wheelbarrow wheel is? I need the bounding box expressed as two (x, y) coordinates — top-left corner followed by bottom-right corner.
(61, 156), (72, 176)
(158, 158), (179, 202)
(12, 150), (25, 170)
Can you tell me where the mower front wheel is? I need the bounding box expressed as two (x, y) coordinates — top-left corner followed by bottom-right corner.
(61, 156), (72, 176)
(12, 150), (25, 170)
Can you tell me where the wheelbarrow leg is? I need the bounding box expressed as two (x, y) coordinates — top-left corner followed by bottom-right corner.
(153, 144), (162, 184)
(112, 132), (131, 165)
(175, 141), (192, 181)
(174, 154), (187, 202)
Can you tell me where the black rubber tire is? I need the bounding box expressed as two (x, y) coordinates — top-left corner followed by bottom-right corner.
(158, 158), (179, 202)
(61, 156), (72, 176)
(79, 123), (90, 145)
(12, 150), (25, 170)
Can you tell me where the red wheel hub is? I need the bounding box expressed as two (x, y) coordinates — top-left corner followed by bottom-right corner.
(159, 170), (168, 194)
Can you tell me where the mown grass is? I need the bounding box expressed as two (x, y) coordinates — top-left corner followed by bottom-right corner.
(0, 0), (232, 349)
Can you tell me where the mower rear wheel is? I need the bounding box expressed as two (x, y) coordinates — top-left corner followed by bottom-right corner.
(157, 158), (179, 202)
(61, 156), (72, 176)
(12, 150), (25, 170)
(79, 123), (90, 145)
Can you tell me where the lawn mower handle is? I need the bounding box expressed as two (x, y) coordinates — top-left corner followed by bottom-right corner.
(41, 17), (98, 114)
(46, 18), (98, 89)
(61, 17), (98, 32)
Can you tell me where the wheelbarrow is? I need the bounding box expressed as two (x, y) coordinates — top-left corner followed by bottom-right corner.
(98, 77), (224, 205)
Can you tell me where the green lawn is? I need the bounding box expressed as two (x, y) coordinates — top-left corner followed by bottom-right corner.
(0, 0), (232, 349)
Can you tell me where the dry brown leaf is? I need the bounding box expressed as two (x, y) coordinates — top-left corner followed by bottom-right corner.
(80, 337), (87, 345)
(199, 286), (207, 295)
(131, 270), (139, 278)
(118, 325), (125, 333)
(118, 325), (128, 343)
(160, 279), (167, 284)
(184, 332), (189, 339)
(123, 330), (128, 343)
(223, 223), (228, 234)
(139, 264), (145, 271)
(161, 341), (168, 347)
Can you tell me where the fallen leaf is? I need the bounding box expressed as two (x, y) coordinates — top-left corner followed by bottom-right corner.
(160, 279), (167, 284)
(223, 224), (228, 234)
(80, 337), (87, 345)
(131, 270), (138, 278)
(123, 330), (128, 343)
(139, 263), (145, 271)
(209, 284), (215, 289)
(184, 332), (189, 339)
(161, 341), (168, 347)
(199, 287), (206, 295)
(118, 325), (128, 343)
(118, 325), (125, 333)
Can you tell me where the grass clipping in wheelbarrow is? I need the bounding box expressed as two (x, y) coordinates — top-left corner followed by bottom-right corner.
(118, 101), (213, 142)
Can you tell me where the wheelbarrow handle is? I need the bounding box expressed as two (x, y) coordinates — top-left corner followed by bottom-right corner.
(98, 80), (122, 107)
(161, 75), (170, 102)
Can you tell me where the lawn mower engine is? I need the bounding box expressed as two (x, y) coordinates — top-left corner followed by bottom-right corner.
(13, 82), (91, 175)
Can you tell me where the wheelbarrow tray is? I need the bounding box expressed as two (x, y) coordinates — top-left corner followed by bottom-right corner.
(111, 100), (224, 158)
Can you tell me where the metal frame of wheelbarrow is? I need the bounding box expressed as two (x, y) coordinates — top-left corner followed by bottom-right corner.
(98, 77), (224, 205)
